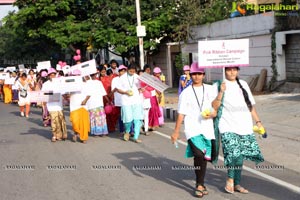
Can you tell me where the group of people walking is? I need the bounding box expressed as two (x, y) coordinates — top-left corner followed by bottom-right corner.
(1, 60), (265, 198)
(0, 59), (167, 145)
(172, 62), (265, 197)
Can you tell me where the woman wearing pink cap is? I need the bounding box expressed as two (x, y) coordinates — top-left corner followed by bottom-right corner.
(153, 67), (165, 126)
(39, 70), (51, 126)
(178, 65), (192, 95)
(171, 62), (217, 198)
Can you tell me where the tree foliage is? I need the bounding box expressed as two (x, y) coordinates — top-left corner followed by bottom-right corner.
(0, 0), (242, 65)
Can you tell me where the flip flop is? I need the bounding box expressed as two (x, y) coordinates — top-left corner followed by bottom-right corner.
(195, 189), (203, 198)
(224, 180), (234, 194)
(234, 185), (249, 194)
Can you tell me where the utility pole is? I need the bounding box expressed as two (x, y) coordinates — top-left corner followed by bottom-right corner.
(135, 0), (146, 70)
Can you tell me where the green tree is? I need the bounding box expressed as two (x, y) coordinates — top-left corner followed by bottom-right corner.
(89, 0), (177, 61)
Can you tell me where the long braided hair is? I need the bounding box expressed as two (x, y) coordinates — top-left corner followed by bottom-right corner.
(236, 77), (253, 112)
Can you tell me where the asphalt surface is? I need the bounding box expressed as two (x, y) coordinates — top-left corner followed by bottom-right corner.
(0, 94), (299, 200)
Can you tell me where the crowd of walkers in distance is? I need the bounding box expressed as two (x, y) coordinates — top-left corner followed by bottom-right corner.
(0, 59), (167, 144)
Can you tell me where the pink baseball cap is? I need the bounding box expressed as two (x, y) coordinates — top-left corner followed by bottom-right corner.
(190, 62), (205, 74)
(48, 68), (57, 75)
(153, 67), (161, 73)
(118, 65), (127, 71)
(183, 65), (190, 71)
(41, 71), (48, 77)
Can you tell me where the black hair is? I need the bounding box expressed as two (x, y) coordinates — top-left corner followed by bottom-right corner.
(58, 70), (64, 77)
(41, 77), (48, 83)
(128, 63), (138, 71)
(143, 64), (151, 72)
(236, 77), (253, 112)
(97, 65), (105, 72)
(109, 59), (119, 67)
(21, 73), (27, 78)
(137, 70), (143, 75)
(106, 68), (113, 76)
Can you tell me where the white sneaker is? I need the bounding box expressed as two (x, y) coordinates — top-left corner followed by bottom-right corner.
(20, 112), (24, 117)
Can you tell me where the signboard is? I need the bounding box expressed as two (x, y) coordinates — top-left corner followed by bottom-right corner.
(71, 59), (97, 76)
(0, 73), (9, 80)
(52, 76), (83, 94)
(18, 64), (25, 70)
(29, 91), (60, 102)
(138, 73), (169, 93)
(37, 61), (51, 72)
(4, 66), (16, 72)
(4, 77), (15, 85)
(0, 0), (15, 4)
(198, 39), (249, 68)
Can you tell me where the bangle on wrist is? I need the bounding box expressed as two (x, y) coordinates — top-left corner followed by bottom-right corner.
(256, 121), (262, 124)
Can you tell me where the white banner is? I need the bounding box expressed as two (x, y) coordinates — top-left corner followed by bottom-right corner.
(4, 66), (16, 72)
(138, 73), (169, 93)
(71, 59), (97, 76)
(0, 73), (10, 80)
(18, 64), (25, 70)
(4, 77), (16, 85)
(52, 76), (83, 94)
(198, 39), (249, 68)
(29, 91), (60, 102)
(37, 61), (51, 72)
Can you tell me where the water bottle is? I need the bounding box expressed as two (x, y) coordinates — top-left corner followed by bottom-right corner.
(174, 141), (179, 148)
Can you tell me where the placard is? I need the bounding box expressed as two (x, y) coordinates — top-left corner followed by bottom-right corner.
(4, 77), (16, 85)
(18, 64), (25, 70)
(37, 61), (51, 72)
(52, 76), (83, 94)
(0, 73), (9, 80)
(71, 59), (97, 76)
(198, 39), (249, 68)
(138, 73), (169, 93)
(29, 91), (61, 102)
(4, 66), (16, 72)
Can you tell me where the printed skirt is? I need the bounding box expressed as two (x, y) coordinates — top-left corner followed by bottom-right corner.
(89, 106), (108, 135)
(221, 132), (264, 166)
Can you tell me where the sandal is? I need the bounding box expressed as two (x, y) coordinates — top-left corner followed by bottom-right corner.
(51, 137), (56, 142)
(194, 189), (204, 198)
(72, 135), (77, 143)
(123, 133), (130, 141)
(129, 137), (142, 143)
(234, 185), (249, 194)
(224, 180), (234, 194)
(196, 185), (208, 195)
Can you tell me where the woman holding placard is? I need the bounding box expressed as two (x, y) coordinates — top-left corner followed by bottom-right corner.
(212, 67), (264, 194)
(41, 68), (67, 142)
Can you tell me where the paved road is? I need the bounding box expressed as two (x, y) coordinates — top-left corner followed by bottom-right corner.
(0, 99), (299, 200)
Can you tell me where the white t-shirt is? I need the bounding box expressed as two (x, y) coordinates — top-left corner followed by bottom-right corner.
(41, 80), (63, 112)
(178, 84), (216, 140)
(69, 82), (91, 112)
(86, 79), (106, 110)
(213, 79), (255, 135)
(111, 76), (122, 107)
(140, 93), (151, 109)
(117, 73), (142, 106)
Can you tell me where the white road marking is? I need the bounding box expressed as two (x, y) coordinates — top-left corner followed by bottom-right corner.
(153, 130), (300, 194)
